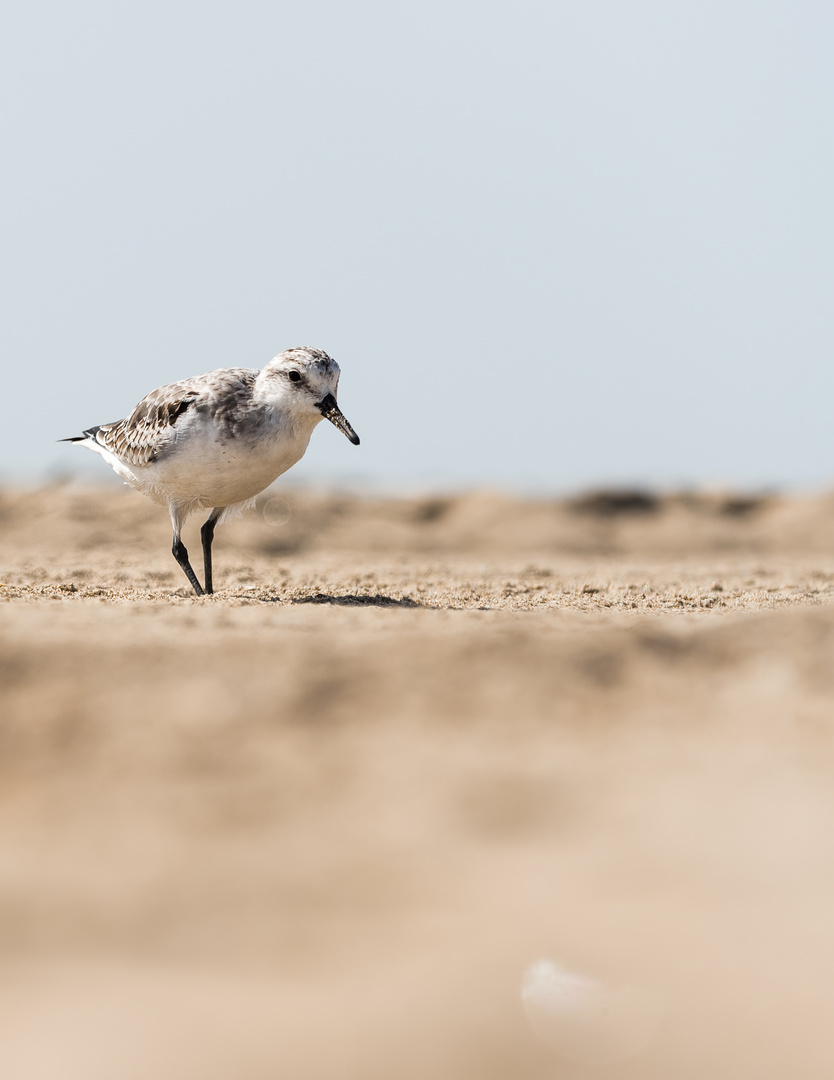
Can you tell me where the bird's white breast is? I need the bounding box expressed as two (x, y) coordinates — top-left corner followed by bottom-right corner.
(123, 411), (318, 509)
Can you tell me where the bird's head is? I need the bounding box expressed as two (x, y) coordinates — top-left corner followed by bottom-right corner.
(260, 346), (360, 445)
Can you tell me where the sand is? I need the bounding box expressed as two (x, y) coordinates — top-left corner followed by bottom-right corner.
(2, 481), (834, 1078)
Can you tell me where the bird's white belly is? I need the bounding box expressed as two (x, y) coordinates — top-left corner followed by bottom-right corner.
(135, 427), (311, 508)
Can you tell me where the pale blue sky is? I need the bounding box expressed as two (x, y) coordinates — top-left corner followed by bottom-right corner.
(2, 1), (833, 491)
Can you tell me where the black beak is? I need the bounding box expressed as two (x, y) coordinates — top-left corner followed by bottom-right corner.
(316, 393), (360, 445)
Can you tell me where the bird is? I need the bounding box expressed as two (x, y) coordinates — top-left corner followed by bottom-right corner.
(63, 346), (360, 596)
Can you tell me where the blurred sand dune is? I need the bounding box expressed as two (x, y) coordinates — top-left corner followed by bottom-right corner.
(1, 484), (834, 1078)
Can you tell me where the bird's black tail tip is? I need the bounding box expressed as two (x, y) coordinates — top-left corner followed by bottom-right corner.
(58, 426), (101, 444)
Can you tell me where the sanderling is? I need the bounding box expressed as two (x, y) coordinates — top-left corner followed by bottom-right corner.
(63, 346), (359, 596)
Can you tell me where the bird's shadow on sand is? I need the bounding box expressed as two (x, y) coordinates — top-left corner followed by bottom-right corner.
(293, 593), (424, 608)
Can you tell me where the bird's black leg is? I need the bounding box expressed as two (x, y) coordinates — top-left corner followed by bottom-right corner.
(201, 508), (223, 595)
(172, 534), (204, 596)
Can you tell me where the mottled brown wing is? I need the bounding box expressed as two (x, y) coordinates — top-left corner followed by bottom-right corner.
(92, 369), (258, 466)
(91, 378), (199, 466)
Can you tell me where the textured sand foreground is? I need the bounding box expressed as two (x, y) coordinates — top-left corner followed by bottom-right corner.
(2, 483), (834, 1078)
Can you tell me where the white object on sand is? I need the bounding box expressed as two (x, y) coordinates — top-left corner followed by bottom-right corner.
(521, 958), (663, 1065)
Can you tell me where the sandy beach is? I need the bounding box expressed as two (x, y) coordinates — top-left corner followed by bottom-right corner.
(2, 481), (834, 1078)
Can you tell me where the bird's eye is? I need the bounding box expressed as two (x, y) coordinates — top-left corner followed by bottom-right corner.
(288, 370), (301, 383)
